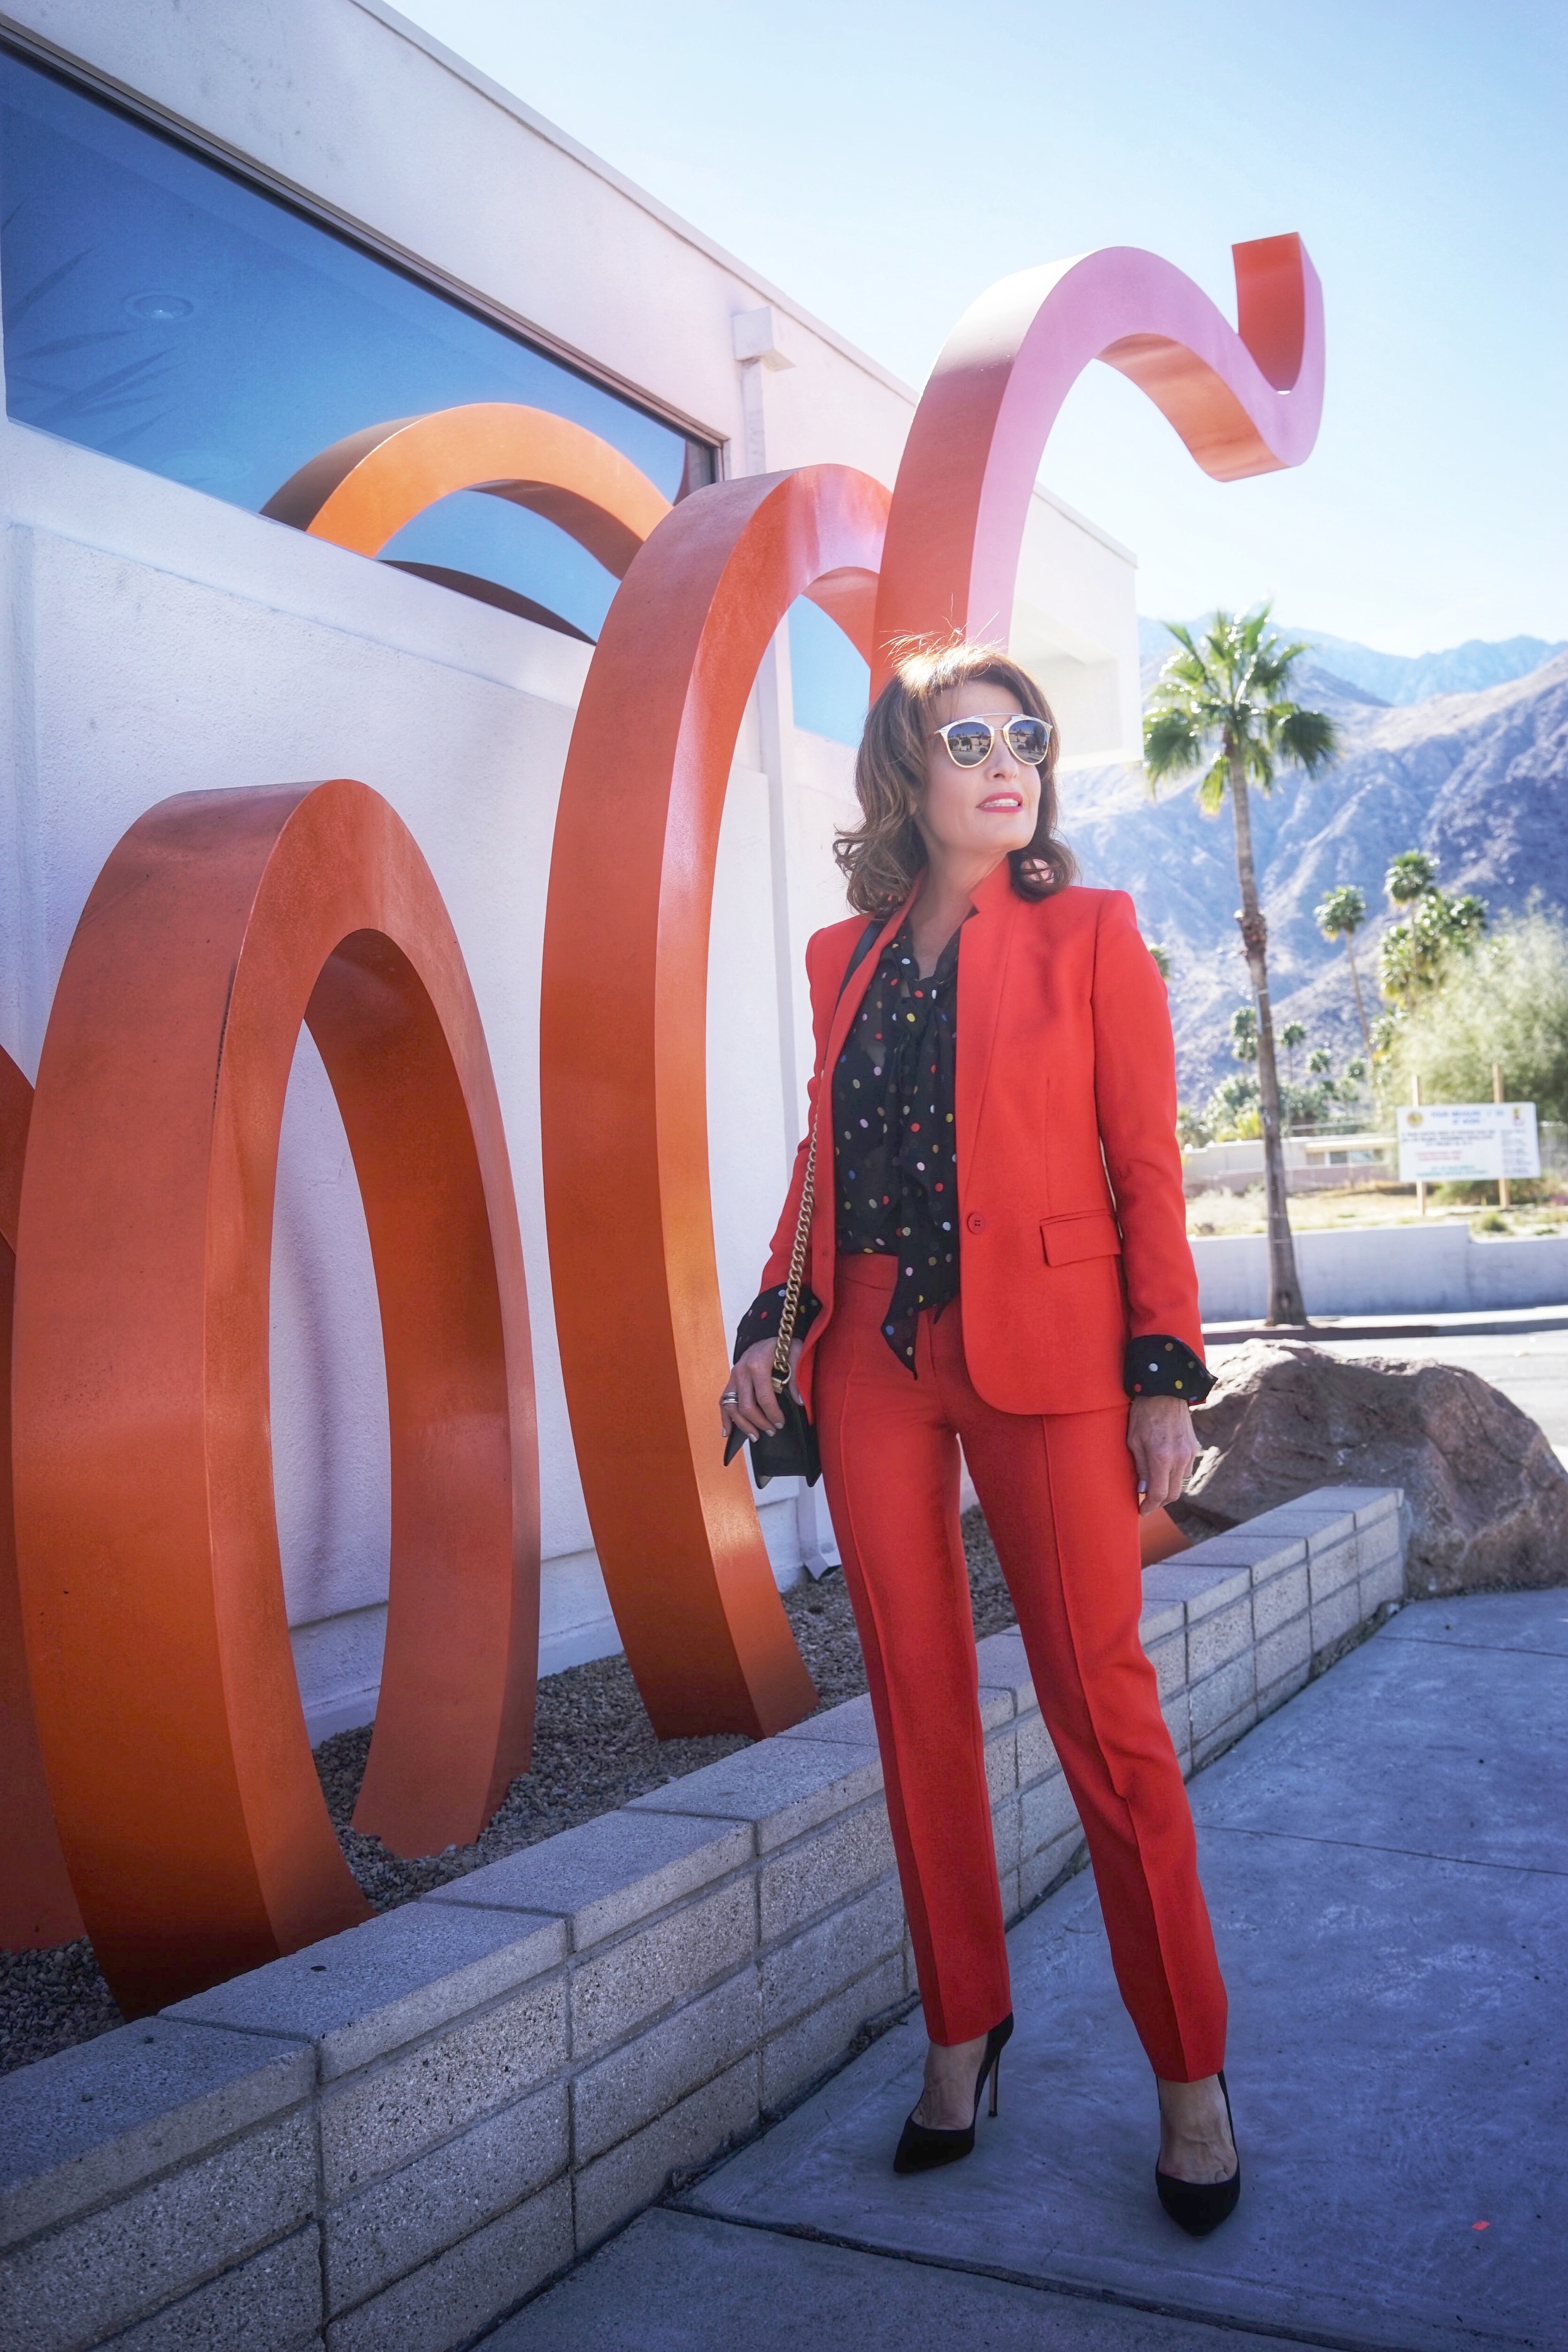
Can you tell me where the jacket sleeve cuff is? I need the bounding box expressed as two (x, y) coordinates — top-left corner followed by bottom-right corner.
(734, 1285), (823, 1360)
(1124, 1333), (1214, 1402)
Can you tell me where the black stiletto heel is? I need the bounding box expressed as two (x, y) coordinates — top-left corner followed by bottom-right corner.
(893, 2013), (1014, 2174)
(1155, 2069), (1241, 2237)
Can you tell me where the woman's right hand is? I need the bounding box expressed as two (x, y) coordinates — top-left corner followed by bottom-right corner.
(721, 1336), (803, 1442)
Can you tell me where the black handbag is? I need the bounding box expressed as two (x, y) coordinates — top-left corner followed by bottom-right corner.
(724, 1109), (825, 1487)
(724, 920), (879, 1490)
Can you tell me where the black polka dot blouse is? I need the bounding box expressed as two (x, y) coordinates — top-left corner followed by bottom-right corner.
(735, 915), (1211, 1399)
(827, 914), (962, 1369)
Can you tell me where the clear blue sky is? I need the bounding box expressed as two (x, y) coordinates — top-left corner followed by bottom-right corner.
(398, 0), (1565, 655)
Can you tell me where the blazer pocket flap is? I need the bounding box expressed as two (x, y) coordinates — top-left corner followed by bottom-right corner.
(1040, 1210), (1123, 1266)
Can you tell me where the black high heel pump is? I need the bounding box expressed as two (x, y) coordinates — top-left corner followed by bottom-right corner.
(893, 2014), (1014, 2175)
(1155, 2069), (1241, 2237)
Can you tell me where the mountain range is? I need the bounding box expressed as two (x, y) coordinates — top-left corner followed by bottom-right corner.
(1069, 634), (1568, 1106)
(1135, 618), (1566, 706)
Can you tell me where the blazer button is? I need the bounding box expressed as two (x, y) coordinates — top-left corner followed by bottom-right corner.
(965, 1211), (986, 1234)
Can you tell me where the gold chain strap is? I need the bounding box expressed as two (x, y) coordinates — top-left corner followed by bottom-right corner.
(770, 1111), (818, 1391)
(768, 918), (879, 1394)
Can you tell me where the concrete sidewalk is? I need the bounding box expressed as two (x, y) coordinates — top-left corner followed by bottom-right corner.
(486, 1592), (1567, 2352)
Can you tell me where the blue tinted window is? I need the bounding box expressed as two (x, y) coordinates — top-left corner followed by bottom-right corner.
(788, 596), (870, 746)
(0, 45), (712, 639)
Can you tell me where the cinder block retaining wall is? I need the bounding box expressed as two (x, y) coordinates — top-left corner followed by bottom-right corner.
(0, 1486), (1405, 2352)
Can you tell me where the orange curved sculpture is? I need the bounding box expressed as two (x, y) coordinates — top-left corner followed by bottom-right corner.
(12, 781), (538, 2013)
(874, 233), (1324, 671)
(540, 465), (889, 1737)
(263, 401), (671, 578)
(0, 1047), (85, 1949)
(540, 236), (1320, 1737)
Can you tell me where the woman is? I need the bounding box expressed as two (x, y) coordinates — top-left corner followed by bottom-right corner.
(719, 641), (1239, 2234)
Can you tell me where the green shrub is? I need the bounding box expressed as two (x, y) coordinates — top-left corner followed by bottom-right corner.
(1433, 1177), (1554, 1207)
(1382, 906), (1568, 1123)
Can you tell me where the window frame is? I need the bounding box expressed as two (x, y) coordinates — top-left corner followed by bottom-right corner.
(0, 20), (725, 484)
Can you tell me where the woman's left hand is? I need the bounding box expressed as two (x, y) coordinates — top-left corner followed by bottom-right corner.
(1127, 1395), (1198, 1515)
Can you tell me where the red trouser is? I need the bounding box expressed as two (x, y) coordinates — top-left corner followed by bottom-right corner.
(813, 1254), (1227, 2079)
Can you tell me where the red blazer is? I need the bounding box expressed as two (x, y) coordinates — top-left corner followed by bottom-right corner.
(755, 862), (1206, 1417)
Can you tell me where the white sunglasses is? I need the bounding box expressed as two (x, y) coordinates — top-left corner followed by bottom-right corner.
(930, 713), (1053, 768)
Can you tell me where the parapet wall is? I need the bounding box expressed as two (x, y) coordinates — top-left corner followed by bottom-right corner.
(1193, 1221), (1568, 1322)
(0, 1486), (1405, 2352)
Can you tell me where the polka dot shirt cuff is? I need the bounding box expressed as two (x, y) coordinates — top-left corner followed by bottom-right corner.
(1123, 1334), (1214, 1402)
(734, 1284), (823, 1361)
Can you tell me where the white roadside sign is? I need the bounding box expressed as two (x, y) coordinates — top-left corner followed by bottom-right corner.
(1396, 1102), (1540, 1184)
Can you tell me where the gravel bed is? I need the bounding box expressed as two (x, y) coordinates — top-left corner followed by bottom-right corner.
(1, 1509), (1014, 2077)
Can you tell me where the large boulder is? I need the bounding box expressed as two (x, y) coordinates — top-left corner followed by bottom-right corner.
(1175, 1341), (1568, 1596)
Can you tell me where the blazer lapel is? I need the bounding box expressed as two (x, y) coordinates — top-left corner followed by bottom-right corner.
(818, 891), (915, 1080)
(804, 892), (916, 1319)
(956, 862), (1020, 1183)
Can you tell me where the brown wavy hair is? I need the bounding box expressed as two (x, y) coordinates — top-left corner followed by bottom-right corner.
(833, 639), (1077, 914)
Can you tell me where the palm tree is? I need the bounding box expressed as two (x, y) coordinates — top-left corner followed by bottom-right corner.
(1385, 850), (1437, 907)
(1230, 1004), (1258, 1063)
(1315, 883), (1374, 1059)
(1145, 607), (1338, 1325)
(1278, 1020), (1306, 1130)
(1378, 852), (1488, 1011)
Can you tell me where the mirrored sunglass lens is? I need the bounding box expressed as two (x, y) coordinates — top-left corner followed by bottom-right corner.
(943, 722), (993, 765)
(1004, 718), (1051, 763)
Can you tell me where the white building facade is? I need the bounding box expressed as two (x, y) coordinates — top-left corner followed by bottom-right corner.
(0, 0), (1140, 1735)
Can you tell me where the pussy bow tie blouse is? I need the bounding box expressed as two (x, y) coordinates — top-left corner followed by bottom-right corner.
(734, 913), (1210, 1402)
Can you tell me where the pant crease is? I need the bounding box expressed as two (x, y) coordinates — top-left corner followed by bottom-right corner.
(1033, 1416), (1199, 2079)
(823, 1301), (952, 2040)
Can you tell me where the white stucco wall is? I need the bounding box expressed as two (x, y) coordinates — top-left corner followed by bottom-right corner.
(0, 0), (1139, 1734)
